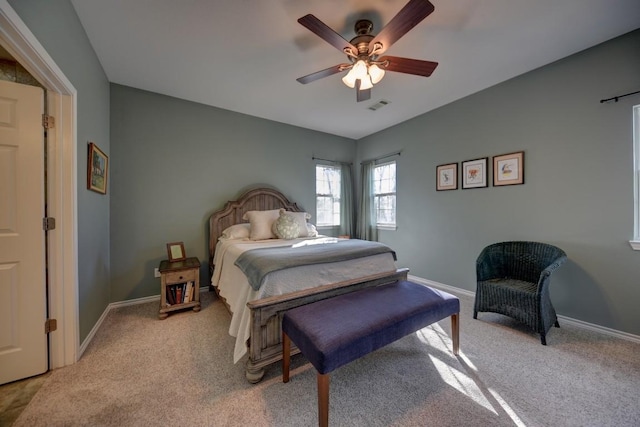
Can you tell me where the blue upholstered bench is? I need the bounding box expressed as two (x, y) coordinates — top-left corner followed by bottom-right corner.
(282, 280), (460, 427)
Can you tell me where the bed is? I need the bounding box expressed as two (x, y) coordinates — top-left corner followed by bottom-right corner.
(208, 186), (408, 383)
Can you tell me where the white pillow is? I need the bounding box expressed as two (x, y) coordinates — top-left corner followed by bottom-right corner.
(219, 223), (250, 240)
(306, 223), (318, 237)
(242, 209), (280, 240)
(285, 211), (312, 237)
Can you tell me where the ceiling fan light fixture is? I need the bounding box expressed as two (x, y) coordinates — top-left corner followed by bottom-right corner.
(296, 0), (438, 101)
(342, 70), (357, 88)
(359, 75), (373, 90)
(368, 64), (385, 84)
(342, 60), (368, 88)
(352, 60), (368, 80)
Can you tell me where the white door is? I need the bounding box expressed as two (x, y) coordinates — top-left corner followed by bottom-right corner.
(0, 80), (47, 384)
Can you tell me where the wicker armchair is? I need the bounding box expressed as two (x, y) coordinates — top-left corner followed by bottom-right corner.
(473, 241), (567, 345)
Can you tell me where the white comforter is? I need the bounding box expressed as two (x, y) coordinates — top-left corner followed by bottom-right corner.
(211, 237), (398, 363)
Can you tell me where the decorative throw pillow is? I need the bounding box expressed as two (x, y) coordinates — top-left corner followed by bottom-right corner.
(243, 209), (280, 240)
(219, 223), (250, 240)
(285, 211), (312, 237)
(272, 209), (300, 240)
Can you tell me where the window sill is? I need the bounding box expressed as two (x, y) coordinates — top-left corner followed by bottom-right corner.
(377, 225), (397, 231)
(630, 240), (640, 251)
(316, 225), (339, 230)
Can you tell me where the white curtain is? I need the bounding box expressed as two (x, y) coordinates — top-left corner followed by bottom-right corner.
(357, 161), (378, 241)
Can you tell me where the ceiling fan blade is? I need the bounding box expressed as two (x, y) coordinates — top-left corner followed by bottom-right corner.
(356, 80), (371, 102)
(379, 55), (438, 77)
(369, 0), (435, 56)
(297, 64), (346, 84)
(298, 14), (358, 55)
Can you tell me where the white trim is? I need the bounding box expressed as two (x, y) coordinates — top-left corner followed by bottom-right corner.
(633, 105), (639, 244)
(79, 288), (210, 355)
(408, 274), (640, 344)
(0, 2), (73, 92)
(78, 303), (109, 357)
(315, 164), (342, 228)
(408, 274), (476, 298)
(556, 313), (640, 344)
(377, 225), (397, 231)
(373, 160), (397, 229)
(316, 225), (339, 231)
(79, 295), (161, 357)
(80, 280), (640, 356)
(0, 1), (79, 369)
(111, 294), (160, 309)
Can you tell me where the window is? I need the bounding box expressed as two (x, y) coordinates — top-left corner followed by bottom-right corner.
(632, 104), (640, 250)
(373, 161), (396, 228)
(316, 164), (341, 227)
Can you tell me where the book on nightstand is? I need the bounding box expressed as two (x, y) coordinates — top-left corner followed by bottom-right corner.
(186, 281), (193, 302)
(166, 286), (175, 305)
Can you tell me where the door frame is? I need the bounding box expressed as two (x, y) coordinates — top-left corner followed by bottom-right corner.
(0, 1), (79, 369)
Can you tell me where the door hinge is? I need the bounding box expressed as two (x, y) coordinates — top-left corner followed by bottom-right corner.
(43, 217), (56, 231)
(45, 318), (57, 334)
(42, 114), (55, 129)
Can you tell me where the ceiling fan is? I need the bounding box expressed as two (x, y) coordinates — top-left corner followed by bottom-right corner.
(296, 0), (439, 102)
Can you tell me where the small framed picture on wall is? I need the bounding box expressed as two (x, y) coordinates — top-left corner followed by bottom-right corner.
(436, 163), (458, 191)
(87, 142), (108, 194)
(461, 157), (488, 189)
(493, 151), (524, 186)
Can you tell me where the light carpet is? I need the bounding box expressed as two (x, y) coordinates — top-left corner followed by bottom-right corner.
(14, 288), (640, 426)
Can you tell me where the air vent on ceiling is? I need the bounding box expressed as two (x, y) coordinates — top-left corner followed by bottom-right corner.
(368, 99), (391, 111)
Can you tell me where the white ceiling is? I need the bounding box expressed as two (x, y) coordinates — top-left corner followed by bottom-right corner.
(70, 0), (640, 140)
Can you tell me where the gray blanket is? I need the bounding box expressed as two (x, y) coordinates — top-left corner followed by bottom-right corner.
(235, 239), (397, 291)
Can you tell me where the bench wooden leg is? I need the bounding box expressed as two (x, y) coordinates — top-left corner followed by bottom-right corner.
(282, 332), (290, 383)
(451, 313), (459, 356)
(317, 373), (329, 427)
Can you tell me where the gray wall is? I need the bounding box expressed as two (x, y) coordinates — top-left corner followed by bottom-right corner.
(9, 0), (111, 342)
(11, 0), (640, 343)
(358, 29), (640, 336)
(109, 84), (355, 302)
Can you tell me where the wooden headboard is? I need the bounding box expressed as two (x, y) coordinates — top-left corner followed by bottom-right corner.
(208, 187), (303, 271)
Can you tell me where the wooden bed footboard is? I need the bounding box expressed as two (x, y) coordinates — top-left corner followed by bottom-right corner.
(243, 268), (409, 383)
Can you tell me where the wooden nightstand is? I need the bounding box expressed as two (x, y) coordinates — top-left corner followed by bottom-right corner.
(158, 257), (201, 319)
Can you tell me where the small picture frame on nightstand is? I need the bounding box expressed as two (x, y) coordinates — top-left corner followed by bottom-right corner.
(166, 242), (186, 262)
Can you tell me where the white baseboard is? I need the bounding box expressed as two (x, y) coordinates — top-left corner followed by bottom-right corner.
(78, 287), (208, 357)
(555, 314), (640, 344)
(109, 294), (160, 309)
(78, 304), (110, 358)
(80, 281), (640, 356)
(408, 274), (640, 345)
(408, 274), (476, 299)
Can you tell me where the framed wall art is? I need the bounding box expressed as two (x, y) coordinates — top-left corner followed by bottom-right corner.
(462, 157), (488, 189)
(166, 242), (186, 262)
(87, 142), (108, 194)
(493, 151), (524, 186)
(436, 162), (458, 191)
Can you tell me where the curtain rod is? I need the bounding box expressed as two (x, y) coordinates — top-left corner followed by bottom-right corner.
(360, 150), (402, 165)
(600, 90), (640, 104)
(312, 156), (352, 165)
